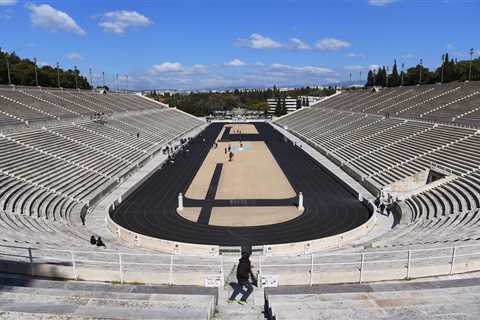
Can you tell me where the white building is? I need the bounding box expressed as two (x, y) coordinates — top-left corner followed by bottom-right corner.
(267, 97), (299, 115)
(298, 96), (325, 107)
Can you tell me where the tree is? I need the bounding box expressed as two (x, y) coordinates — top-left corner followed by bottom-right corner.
(390, 60), (401, 87)
(367, 70), (374, 86)
(0, 49), (91, 89)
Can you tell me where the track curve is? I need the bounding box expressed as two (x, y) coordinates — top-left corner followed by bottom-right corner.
(110, 122), (372, 246)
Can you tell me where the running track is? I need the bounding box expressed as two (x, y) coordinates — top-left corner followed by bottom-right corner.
(110, 122), (372, 246)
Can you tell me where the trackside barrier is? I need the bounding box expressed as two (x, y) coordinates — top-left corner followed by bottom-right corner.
(258, 243), (480, 285)
(1, 243), (480, 286)
(261, 199), (377, 256)
(0, 245), (222, 286)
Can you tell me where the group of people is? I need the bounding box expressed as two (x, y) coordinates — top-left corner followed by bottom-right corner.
(90, 236), (106, 248)
(374, 197), (393, 216)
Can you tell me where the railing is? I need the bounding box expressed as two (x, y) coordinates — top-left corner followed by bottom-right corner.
(2, 242), (480, 286)
(0, 245), (223, 286)
(259, 243), (480, 285)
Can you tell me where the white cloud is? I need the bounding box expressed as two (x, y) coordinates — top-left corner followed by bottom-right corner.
(225, 58), (246, 67)
(99, 10), (152, 33)
(401, 53), (415, 59)
(287, 38), (310, 50)
(368, 0), (396, 6)
(0, 0), (16, 6)
(235, 33), (282, 49)
(345, 65), (366, 72)
(346, 53), (366, 59)
(315, 38), (351, 51)
(28, 4), (86, 36)
(191, 64), (208, 73)
(66, 52), (83, 60)
(270, 63), (333, 75)
(151, 62), (184, 73)
(37, 60), (50, 67)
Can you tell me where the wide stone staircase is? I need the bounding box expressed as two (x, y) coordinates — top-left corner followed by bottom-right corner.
(265, 276), (480, 319)
(0, 273), (217, 319)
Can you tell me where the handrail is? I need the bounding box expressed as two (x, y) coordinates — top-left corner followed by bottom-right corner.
(0, 241), (480, 285)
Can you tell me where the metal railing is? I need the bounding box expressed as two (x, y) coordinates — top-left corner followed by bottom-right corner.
(2, 242), (480, 286)
(0, 245), (223, 285)
(259, 243), (480, 285)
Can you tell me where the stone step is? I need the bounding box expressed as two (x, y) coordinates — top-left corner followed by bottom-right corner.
(0, 301), (210, 320)
(0, 274), (217, 319)
(213, 304), (265, 320)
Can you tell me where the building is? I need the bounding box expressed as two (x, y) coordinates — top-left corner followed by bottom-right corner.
(267, 97), (299, 115)
(298, 96), (325, 107)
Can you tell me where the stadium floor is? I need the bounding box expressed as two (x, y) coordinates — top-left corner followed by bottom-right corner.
(110, 122), (372, 246)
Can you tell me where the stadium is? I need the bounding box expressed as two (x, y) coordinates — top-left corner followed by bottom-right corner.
(0, 1), (480, 319)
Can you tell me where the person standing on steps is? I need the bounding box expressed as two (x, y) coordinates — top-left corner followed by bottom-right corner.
(228, 250), (256, 305)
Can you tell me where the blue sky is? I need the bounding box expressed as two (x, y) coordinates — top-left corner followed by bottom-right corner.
(0, 0), (479, 90)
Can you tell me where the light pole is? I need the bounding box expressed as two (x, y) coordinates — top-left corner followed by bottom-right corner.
(401, 63), (405, 86)
(116, 73), (119, 92)
(74, 66), (78, 89)
(418, 59), (423, 85)
(349, 73), (352, 82)
(441, 54), (445, 84)
(5, 56), (11, 85)
(126, 75), (129, 92)
(386, 66), (389, 87)
(89, 68), (93, 89)
(373, 69), (376, 87)
(56, 62), (60, 87)
(102, 71), (105, 88)
(469, 48), (474, 82)
(33, 58), (39, 86)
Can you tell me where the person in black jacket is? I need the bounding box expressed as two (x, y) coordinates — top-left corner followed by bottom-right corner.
(228, 251), (256, 305)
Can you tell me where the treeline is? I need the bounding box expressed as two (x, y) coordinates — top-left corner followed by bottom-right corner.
(0, 49), (91, 89)
(367, 53), (480, 87)
(148, 86), (335, 117)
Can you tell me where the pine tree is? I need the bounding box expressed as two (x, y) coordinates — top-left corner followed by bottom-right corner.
(390, 60), (400, 87)
(367, 70), (374, 86)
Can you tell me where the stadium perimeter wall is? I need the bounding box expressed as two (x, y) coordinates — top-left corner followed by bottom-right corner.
(106, 121), (378, 257)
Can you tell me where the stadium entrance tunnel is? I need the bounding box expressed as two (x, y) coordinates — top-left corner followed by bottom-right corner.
(382, 167), (456, 201)
(109, 122), (372, 248)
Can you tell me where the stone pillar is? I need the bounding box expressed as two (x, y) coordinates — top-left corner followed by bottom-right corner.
(298, 192), (304, 211)
(178, 193), (183, 211)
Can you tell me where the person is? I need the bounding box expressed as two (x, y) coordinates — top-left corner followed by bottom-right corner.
(90, 235), (96, 245)
(229, 251), (256, 305)
(229, 151), (234, 162)
(96, 237), (106, 248)
(136, 132), (140, 139)
(379, 203), (386, 215)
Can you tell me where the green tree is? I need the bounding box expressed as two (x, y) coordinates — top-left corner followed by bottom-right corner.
(390, 60), (401, 87)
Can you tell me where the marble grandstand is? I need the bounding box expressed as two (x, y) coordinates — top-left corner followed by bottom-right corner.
(0, 85), (203, 248)
(0, 80), (480, 319)
(275, 80), (480, 248)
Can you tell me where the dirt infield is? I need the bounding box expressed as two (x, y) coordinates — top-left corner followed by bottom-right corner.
(185, 124), (295, 200)
(209, 206), (301, 227)
(178, 207), (202, 222)
(216, 141), (295, 199)
(178, 206), (301, 226)
(225, 123), (258, 134)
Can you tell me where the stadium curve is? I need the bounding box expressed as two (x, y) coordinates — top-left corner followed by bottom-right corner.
(110, 122), (372, 246)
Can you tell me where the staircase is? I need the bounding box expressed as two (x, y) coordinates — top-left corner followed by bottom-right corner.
(0, 273), (216, 319)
